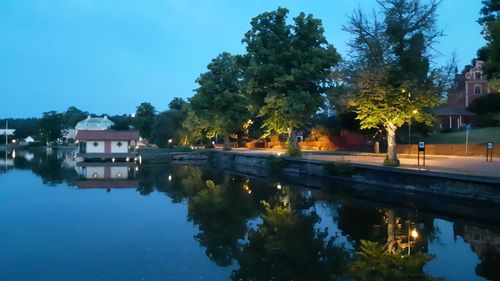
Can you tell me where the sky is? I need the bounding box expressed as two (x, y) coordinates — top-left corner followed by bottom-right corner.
(0, 0), (486, 118)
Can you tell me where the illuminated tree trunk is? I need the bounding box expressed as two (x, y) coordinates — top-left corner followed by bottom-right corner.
(223, 134), (231, 150)
(287, 127), (300, 156)
(385, 209), (397, 254)
(385, 123), (400, 166)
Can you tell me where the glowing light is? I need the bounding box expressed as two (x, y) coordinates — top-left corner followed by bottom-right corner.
(135, 166), (139, 171)
(411, 229), (419, 239)
(212, 141), (215, 145)
(112, 157), (115, 163)
(168, 139), (173, 143)
(126, 157), (130, 162)
(168, 175), (172, 181)
(277, 184), (282, 190)
(412, 109), (418, 114)
(11, 139), (16, 144)
(277, 152), (283, 156)
(12, 150), (16, 159)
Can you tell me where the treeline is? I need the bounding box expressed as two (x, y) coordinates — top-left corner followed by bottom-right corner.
(1, 106), (133, 143)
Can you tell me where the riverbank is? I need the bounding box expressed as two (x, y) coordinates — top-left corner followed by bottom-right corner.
(208, 150), (500, 204)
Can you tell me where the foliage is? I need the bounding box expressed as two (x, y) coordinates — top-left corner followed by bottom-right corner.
(477, 0), (500, 87)
(62, 106), (88, 128)
(133, 102), (156, 139)
(190, 52), (249, 149)
(343, 0), (448, 165)
(168, 97), (188, 111)
(266, 155), (288, 171)
(467, 94), (500, 114)
(151, 109), (187, 147)
(348, 240), (440, 281)
(242, 8), (340, 139)
(232, 200), (350, 280)
(110, 114), (132, 130)
(305, 125), (331, 142)
(188, 179), (255, 266)
(323, 161), (356, 177)
(38, 111), (63, 143)
(181, 108), (206, 145)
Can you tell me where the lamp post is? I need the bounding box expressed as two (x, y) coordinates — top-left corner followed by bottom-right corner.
(407, 227), (419, 256)
(408, 110), (418, 156)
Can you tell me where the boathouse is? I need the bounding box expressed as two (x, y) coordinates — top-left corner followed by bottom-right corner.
(75, 130), (140, 161)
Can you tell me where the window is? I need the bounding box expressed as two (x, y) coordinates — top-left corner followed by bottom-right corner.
(116, 141), (122, 147)
(474, 85), (482, 95)
(474, 72), (481, 80)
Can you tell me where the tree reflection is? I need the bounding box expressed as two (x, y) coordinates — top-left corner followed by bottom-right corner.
(188, 178), (257, 266)
(232, 199), (349, 281)
(348, 240), (441, 281)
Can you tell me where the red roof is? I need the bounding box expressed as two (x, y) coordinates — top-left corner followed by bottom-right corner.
(75, 130), (140, 141)
(76, 180), (139, 189)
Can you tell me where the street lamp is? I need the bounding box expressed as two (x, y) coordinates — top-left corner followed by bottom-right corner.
(408, 109), (418, 156)
(407, 227), (419, 256)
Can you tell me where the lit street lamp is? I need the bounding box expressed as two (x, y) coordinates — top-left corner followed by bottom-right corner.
(407, 227), (419, 256)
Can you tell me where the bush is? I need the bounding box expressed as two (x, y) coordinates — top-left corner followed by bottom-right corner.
(477, 113), (499, 127)
(267, 155), (288, 171)
(323, 161), (356, 177)
(286, 141), (302, 157)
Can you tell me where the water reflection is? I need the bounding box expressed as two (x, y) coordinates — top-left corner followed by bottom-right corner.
(1, 148), (499, 281)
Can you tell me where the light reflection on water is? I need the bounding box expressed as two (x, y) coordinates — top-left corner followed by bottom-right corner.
(0, 148), (498, 281)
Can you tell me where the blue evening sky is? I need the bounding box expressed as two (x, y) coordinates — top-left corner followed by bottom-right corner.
(0, 0), (485, 118)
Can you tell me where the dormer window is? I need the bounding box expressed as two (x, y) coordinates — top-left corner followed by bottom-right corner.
(475, 72), (481, 80)
(93, 142), (99, 147)
(116, 142), (123, 147)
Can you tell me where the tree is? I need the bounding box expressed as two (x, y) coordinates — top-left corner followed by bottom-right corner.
(63, 106), (88, 128)
(242, 8), (340, 155)
(151, 109), (186, 147)
(477, 0), (500, 89)
(343, 0), (447, 166)
(133, 102), (156, 140)
(38, 111), (63, 144)
(168, 97), (188, 111)
(190, 52), (249, 150)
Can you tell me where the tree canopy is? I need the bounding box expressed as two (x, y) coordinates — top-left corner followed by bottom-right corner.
(189, 52), (249, 149)
(133, 102), (157, 140)
(343, 0), (447, 165)
(242, 8), (340, 144)
(477, 0), (500, 89)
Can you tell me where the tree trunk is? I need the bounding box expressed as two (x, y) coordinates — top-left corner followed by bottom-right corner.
(286, 127), (301, 157)
(385, 123), (400, 166)
(223, 134), (231, 150)
(385, 209), (397, 254)
(374, 141), (380, 154)
(287, 127), (297, 145)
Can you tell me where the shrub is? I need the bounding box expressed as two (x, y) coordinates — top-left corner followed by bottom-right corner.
(267, 155), (288, 171)
(323, 161), (356, 177)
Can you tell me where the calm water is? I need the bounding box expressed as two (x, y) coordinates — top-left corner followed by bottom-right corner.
(0, 149), (499, 281)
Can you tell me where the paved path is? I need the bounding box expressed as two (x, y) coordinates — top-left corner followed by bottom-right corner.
(230, 148), (500, 180)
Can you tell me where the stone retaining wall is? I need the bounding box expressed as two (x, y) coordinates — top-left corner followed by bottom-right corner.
(209, 151), (500, 205)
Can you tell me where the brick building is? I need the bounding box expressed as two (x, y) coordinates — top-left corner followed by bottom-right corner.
(435, 59), (494, 129)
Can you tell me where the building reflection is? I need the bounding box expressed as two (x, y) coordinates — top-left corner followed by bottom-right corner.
(75, 162), (138, 190)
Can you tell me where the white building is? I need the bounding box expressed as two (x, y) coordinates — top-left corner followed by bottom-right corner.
(24, 136), (35, 143)
(75, 116), (114, 131)
(75, 130), (139, 161)
(0, 129), (15, 136)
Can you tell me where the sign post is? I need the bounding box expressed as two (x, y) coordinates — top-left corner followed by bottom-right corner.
(418, 141), (426, 168)
(486, 142), (493, 162)
(465, 124), (471, 156)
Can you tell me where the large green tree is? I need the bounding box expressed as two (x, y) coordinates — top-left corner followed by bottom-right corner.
(39, 111), (63, 144)
(190, 52), (249, 150)
(62, 106), (88, 128)
(133, 102), (156, 140)
(242, 8), (340, 155)
(477, 0), (500, 89)
(344, 0), (447, 166)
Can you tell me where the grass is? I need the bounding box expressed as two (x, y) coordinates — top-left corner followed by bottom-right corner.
(425, 127), (500, 144)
